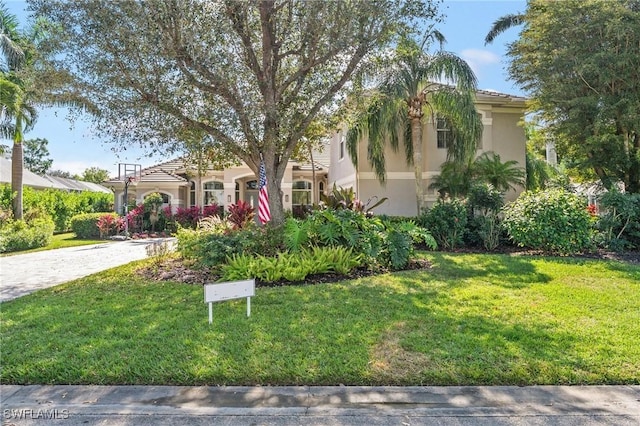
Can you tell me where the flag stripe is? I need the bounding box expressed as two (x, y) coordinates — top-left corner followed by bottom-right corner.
(258, 161), (271, 224)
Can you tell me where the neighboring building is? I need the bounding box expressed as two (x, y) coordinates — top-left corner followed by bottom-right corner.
(104, 149), (331, 216)
(329, 90), (528, 217)
(0, 157), (111, 193)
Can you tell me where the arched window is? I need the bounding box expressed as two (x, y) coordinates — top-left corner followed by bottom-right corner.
(292, 181), (312, 206)
(204, 181), (224, 205)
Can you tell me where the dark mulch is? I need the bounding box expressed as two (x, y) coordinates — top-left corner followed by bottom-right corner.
(137, 257), (432, 287)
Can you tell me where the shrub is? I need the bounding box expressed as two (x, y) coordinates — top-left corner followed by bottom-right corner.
(0, 218), (54, 253)
(596, 190), (640, 251)
(96, 213), (123, 238)
(284, 209), (434, 270)
(177, 223), (283, 268)
(0, 184), (112, 232)
(227, 200), (255, 229)
(502, 188), (593, 254)
(174, 206), (202, 229)
(418, 199), (468, 250)
(70, 213), (109, 239)
(202, 204), (222, 218)
(466, 184), (505, 250)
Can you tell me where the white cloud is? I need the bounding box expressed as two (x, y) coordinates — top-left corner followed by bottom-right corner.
(460, 49), (501, 77)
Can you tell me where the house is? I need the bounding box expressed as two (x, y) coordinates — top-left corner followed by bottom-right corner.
(104, 150), (331, 216)
(0, 157), (112, 193)
(106, 89), (526, 218)
(329, 89), (528, 217)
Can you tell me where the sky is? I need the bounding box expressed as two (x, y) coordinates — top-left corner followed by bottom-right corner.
(3, 0), (526, 178)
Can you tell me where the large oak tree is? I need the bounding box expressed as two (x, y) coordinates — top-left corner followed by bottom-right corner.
(30, 0), (442, 223)
(507, 0), (640, 193)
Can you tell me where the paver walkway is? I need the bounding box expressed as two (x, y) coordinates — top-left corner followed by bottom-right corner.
(0, 238), (175, 302)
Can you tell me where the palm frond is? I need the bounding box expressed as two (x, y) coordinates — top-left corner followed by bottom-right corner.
(430, 90), (483, 165)
(484, 13), (525, 45)
(424, 51), (478, 91)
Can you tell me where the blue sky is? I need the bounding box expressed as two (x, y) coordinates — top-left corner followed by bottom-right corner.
(3, 0), (526, 177)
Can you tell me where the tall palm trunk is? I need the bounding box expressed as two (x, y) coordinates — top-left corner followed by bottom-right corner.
(410, 117), (425, 215)
(11, 138), (23, 220)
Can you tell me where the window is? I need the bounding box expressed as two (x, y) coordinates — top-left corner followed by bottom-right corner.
(339, 135), (345, 160)
(319, 181), (325, 201)
(203, 181), (224, 205)
(189, 182), (196, 207)
(144, 192), (170, 204)
(437, 117), (454, 149)
(246, 180), (258, 190)
(292, 181), (312, 206)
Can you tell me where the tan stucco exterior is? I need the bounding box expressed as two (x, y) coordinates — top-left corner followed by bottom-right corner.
(106, 158), (329, 216)
(328, 90), (527, 217)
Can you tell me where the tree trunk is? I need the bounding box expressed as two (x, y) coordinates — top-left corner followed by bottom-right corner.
(11, 141), (24, 220)
(411, 117), (425, 215)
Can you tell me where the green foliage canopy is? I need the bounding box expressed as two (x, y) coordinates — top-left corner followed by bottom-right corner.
(29, 0), (442, 224)
(508, 0), (640, 193)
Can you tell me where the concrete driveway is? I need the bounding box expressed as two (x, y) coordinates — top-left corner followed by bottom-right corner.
(0, 238), (175, 302)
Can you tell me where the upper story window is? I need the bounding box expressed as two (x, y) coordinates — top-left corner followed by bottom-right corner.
(339, 135), (345, 160)
(204, 181), (224, 205)
(437, 117), (454, 149)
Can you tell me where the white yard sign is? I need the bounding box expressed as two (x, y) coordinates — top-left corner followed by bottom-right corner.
(204, 279), (255, 324)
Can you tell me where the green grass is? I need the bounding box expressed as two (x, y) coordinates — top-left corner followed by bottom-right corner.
(1, 232), (108, 256)
(1, 252), (639, 386)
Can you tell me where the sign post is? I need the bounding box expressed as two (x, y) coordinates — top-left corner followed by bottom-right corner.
(204, 279), (255, 324)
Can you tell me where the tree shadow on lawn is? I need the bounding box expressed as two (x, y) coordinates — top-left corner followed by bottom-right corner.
(2, 257), (636, 386)
(417, 252), (553, 288)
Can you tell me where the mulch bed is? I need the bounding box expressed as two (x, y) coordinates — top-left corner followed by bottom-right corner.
(137, 257), (432, 287)
(137, 249), (639, 287)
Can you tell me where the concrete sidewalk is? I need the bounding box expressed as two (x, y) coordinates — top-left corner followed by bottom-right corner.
(1, 385), (639, 425)
(0, 238), (175, 302)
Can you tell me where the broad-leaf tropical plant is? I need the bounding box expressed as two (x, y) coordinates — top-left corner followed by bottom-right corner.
(346, 37), (482, 214)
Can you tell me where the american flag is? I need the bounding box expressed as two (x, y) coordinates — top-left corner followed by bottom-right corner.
(258, 160), (271, 224)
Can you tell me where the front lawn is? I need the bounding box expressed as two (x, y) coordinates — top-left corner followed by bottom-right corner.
(1, 253), (638, 385)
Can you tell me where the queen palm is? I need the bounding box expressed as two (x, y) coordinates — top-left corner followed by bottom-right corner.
(1, 2), (37, 219)
(1, 76), (37, 219)
(0, 1), (23, 71)
(346, 39), (482, 214)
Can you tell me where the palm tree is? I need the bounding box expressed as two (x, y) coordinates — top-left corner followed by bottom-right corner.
(484, 13), (525, 45)
(1, 76), (37, 219)
(473, 152), (525, 193)
(0, 1), (24, 71)
(346, 38), (482, 214)
(1, 3), (37, 220)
